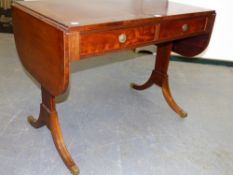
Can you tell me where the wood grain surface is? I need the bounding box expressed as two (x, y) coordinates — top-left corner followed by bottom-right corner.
(12, 1), (216, 174)
(12, 6), (69, 96)
(13, 0), (215, 31)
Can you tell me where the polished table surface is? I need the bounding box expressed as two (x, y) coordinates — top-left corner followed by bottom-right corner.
(14, 0), (212, 28)
(12, 0), (215, 174)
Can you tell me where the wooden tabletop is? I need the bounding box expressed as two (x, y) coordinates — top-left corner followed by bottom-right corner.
(14, 0), (213, 30)
(12, 1), (216, 174)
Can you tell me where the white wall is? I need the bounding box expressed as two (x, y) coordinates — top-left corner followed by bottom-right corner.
(171, 0), (233, 61)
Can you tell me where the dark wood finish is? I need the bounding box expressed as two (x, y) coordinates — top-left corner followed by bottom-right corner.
(80, 25), (156, 57)
(131, 43), (187, 118)
(172, 14), (216, 57)
(159, 17), (207, 41)
(12, 0), (216, 174)
(27, 87), (79, 175)
(11, 0), (214, 30)
(12, 7), (69, 96)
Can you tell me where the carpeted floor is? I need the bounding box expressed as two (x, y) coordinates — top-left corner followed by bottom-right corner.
(0, 33), (233, 175)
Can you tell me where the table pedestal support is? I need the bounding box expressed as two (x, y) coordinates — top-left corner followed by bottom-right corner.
(131, 42), (187, 118)
(27, 87), (80, 175)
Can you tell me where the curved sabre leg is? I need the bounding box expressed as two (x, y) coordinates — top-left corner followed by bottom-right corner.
(130, 72), (155, 90)
(50, 111), (80, 175)
(27, 114), (45, 128)
(27, 103), (49, 128)
(28, 87), (80, 175)
(130, 43), (188, 118)
(162, 78), (187, 118)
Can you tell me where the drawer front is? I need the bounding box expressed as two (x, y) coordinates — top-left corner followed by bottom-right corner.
(80, 25), (156, 56)
(159, 17), (207, 40)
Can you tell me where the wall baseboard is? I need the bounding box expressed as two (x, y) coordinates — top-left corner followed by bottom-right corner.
(137, 48), (233, 67)
(171, 56), (233, 67)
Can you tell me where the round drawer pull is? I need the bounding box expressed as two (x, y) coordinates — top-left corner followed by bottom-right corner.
(182, 24), (189, 32)
(118, 33), (127, 43)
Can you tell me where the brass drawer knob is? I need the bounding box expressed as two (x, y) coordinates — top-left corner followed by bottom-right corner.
(118, 33), (127, 43)
(182, 24), (189, 32)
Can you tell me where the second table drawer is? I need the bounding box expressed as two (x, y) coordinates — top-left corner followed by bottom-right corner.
(80, 25), (156, 56)
(159, 17), (207, 40)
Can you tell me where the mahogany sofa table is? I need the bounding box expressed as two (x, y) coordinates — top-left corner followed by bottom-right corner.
(12, 0), (215, 174)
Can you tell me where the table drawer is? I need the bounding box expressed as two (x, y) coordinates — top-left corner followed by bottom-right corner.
(80, 25), (156, 56)
(159, 17), (207, 40)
